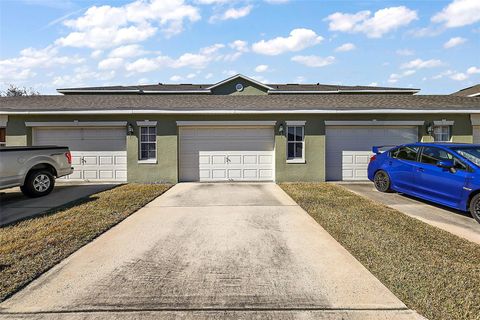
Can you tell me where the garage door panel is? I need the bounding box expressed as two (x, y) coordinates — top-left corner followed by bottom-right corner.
(34, 128), (127, 182)
(326, 126), (418, 181)
(179, 127), (274, 182)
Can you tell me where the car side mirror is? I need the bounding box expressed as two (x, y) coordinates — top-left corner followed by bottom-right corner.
(437, 160), (455, 172)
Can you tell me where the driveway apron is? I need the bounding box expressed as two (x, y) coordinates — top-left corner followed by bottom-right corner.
(0, 183), (423, 319)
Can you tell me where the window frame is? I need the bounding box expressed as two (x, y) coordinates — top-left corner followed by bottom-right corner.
(433, 125), (451, 142)
(390, 146), (420, 162)
(286, 124), (305, 163)
(138, 125), (157, 164)
(419, 146), (468, 171)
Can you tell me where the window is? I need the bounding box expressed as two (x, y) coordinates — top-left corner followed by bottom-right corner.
(0, 128), (5, 146)
(391, 146), (419, 161)
(287, 125), (304, 162)
(433, 125), (450, 142)
(139, 126), (156, 162)
(420, 146), (467, 170)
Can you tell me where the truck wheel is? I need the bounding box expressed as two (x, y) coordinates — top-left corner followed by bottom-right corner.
(374, 170), (391, 193)
(21, 170), (55, 198)
(469, 193), (480, 224)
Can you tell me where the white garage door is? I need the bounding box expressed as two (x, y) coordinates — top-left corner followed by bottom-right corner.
(326, 126), (418, 181)
(179, 127), (274, 182)
(474, 126), (480, 144)
(33, 127), (127, 181)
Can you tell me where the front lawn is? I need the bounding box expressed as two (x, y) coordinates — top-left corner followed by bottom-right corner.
(280, 183), (480, 320)
(0, 183), (171, 302)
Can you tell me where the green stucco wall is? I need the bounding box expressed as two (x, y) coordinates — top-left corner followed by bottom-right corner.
(4, 113), (475, 183)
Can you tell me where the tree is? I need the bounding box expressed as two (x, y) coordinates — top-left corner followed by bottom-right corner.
(1, 84), (40, 97)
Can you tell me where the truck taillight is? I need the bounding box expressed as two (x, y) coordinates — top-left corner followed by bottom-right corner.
(370, 155), (377, 163)
(65, 151), (72, 164)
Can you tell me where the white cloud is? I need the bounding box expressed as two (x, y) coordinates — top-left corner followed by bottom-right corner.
(109, 44), (148, 58)
(229, 40), (248, 52)
(325, 6), (418, 38)
(210, 5), (252, 22)
(335, 43), (356, 52)
(56, 0), (200, 49)
(432, 0), (480, 28)
(186, 73), (196, 79)
(388, 69), (416, 83)
(396, 49), (414, 56)
(252, 28), (323, 55)
(137, 77), (149, 84)
(169, 75), (182, 82)
(467, 66), (480, 75)
(52, 66), (115, 87)
(264, 0), (289, 3)
(205, 73), (213, 79)
(223, 69), (237, 76)
(368, 82), (378, 86)
(291, 55), (335, 67)
(125, 56), (170, 73)
(450, 72), (468, 81)
(443, 37), (467, 48)
(401, 58), (443, 69)
(91, 50), (103, 59)
(432, 70), (454, 79)
(98, 57), (124, 70)
(255, 64), (269, 72)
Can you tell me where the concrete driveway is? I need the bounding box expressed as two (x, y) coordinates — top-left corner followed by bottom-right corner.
(0, 183), (423, 319)
(0, 183), (118, 226)
(342, 183), (480, 245)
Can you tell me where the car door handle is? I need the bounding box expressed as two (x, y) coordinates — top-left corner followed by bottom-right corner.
(416, 167), (424, 172)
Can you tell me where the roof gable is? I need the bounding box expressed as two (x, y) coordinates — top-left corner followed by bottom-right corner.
(206, 74), (274, 91)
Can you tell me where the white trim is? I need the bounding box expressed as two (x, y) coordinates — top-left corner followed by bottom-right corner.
(57, 89), (141, 93)
(206, 74), (275, 91)
(136, 120), (157, 126)
(285, 121), (306, 126)
(176, 121), (276, 126)
(137, 159), (157, 164)
(0, 115), (7, 127)
(433, 120), (454, 126)
(286, 124), (305, 163)
(325, 120), (424, 126)
(467, 93), (480, 97)
(138, 125), (157, 162)
(268, 89), (420, 94)
(2, 109), (480, 115)
(25, 121), (127, 127)
(286, 159), (306, 164)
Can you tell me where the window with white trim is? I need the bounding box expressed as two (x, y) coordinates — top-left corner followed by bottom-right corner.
(433, 125), (450, 142)
(139, 126), (156, 161)
(287, 125), (304, 161)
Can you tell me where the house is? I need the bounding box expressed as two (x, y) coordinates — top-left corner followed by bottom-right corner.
(451, 84), (480, 97)
(1, 74), (479, 183)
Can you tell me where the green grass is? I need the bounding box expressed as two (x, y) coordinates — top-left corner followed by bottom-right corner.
(280, 182), (480, 320)
(0, 183), (171, 302)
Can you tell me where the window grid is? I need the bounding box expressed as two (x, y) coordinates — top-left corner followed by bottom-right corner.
(433, 125), (450, 142)
(139, 126), (156, 161)
(287, 125), (304, 160)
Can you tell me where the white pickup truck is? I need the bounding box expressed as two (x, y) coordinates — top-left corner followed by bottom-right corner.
(0, 146), (74, 197)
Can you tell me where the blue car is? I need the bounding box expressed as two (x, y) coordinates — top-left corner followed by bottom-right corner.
(367, 142), (480, 223)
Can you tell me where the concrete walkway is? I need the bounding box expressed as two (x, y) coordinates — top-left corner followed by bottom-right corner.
(0, 183), (423, 319)
(342, 183), (480, 245)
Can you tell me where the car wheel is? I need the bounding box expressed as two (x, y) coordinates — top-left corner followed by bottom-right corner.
(21, 170), (55, 198)
(469, 194), (480, 224)
(374, 170), (391, 193)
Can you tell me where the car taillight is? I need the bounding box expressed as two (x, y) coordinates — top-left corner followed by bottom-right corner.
(65, 151), (72, 165)
(370, 155), (377, 163)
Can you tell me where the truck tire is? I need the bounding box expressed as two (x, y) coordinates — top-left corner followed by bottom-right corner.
(21, 170), (55, 198)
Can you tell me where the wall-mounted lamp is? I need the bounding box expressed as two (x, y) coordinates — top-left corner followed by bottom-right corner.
(425, 122), (434, 136)
(278, 123), (284, 135)
(127, 123), (134, 135)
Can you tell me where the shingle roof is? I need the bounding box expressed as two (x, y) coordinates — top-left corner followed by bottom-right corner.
(451, 84), (480, 97)
(1, 94), (479, 113)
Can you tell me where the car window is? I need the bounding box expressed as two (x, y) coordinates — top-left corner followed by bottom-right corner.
(391, 146), (419, 161)
(420, 146), (467, 170)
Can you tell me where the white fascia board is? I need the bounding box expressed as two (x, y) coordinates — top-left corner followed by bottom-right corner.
(176, 121), (276, 126)
(206, 74), (275, 91)
(433, 120), (455, 126)
(25, 121), (127, 127)
(325, 120), (425, 126)
(2, 109), (480, 115)
(467, 93), (480, 97)
(286, 121), (306, 126)
(141, 90), (211, 94)
(136, 120), (157, 126)
(56, 89), (141, 93)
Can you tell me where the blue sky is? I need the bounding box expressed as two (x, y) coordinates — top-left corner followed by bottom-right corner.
(0, 0), (479, 94)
